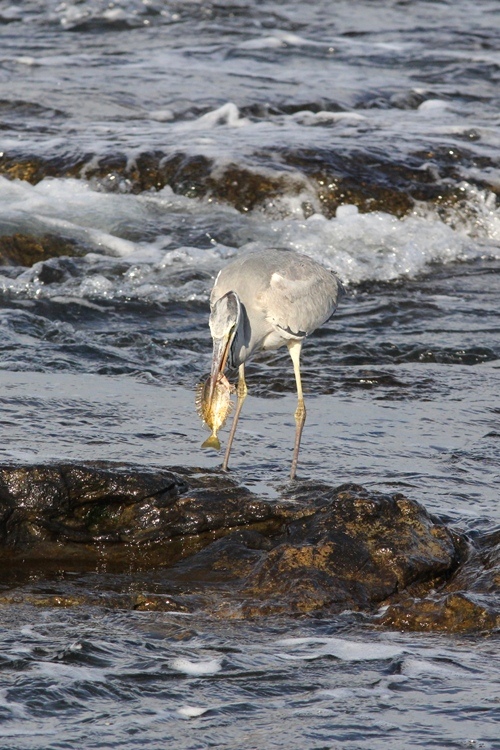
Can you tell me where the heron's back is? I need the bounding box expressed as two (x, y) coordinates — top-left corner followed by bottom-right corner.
(213, 247), (341, 321)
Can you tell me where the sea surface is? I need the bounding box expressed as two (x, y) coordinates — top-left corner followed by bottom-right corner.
(0, 1), (499, 748)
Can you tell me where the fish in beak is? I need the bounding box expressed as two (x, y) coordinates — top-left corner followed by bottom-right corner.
(207, 290), (240, 408)
(207, 332), (232, 407)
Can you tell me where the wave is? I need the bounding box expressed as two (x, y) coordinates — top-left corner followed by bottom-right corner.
(0, 176), (498, 304)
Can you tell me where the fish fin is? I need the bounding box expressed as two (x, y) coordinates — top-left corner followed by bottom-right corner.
(202, 435), (221, 451)
(195, 381), (206, 422)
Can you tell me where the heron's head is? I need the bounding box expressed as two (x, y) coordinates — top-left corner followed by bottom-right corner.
(207, 291), (241, 404)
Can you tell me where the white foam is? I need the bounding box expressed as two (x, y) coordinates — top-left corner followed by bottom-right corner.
(170, 657), (222, 676)
(291, 110), (367, 127)
(186, 103), (250, 130)
(417, 99), (450, 116)
(237, 31), (317, 50)
(177, 705), (209, 718)
(149, 109), (175, 122)
(276, 637), (404, 662)
(401, 657), (478, 680)
(245, 189), (500, 284)
(237, 35), (285, 51)
(318, 676), (408, 701)
(14, 56), (39, 67)
(102, 8), (128, 22)
(35, 215), (138, 257)
(160, 246), (208, 267)
(78, 274), (114, 297)
(0, 176), (142, 255)
(57, 2), (140, 30)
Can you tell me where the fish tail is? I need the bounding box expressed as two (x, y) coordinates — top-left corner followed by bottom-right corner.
(202, 434), (221, 451)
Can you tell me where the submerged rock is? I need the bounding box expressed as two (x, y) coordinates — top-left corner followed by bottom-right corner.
(1, 146), (497, 222)
(0, 232), (83, 266)
(0, 463), (497, 631)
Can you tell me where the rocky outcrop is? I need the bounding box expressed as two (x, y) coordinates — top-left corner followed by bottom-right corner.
(1, 146), (497, 222)
(0, 463), (497, 631)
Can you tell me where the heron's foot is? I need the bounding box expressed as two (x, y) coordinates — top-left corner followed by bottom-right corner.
(291, 398), (306, 480)
(236, 380), (248, 400)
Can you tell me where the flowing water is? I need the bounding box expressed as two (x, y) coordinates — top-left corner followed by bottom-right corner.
(0, 0), (499, 747)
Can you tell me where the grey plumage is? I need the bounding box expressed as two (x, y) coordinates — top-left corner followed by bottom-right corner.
(206, 248), (343, 479)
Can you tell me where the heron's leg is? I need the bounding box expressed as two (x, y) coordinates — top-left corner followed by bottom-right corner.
(222, 363), (247, 471)
(288, 339), (305, 480)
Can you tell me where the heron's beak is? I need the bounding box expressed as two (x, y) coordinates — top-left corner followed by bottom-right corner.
(207, 333), (232, 406)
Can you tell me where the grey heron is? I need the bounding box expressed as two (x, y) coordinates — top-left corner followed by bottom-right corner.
(207, 248), (343, 480)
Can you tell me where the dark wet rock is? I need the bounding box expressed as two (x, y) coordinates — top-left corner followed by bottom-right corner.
(0, 152), (88, 184)
(124, 151), (306, 213)
(379, 591), (499, 633)
(0, 464), (497, 630)
(0, 464), (500, 632)
(281, 148), (424, 217)
(378, 527), (500, 632)
(240, 100), (345, 118)
(0, 464), (283, 570)
(0, 232), (83, 266)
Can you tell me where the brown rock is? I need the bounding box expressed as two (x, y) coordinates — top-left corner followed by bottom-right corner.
(379, 591), (499, 633)
(172, 483), (461, 617)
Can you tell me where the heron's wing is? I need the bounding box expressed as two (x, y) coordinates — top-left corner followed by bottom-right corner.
(258, 260), (341, 339)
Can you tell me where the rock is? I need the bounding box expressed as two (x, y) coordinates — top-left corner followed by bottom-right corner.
(0, 464), (480, 628)
(0, 152), (87, 184)
(379, 591), (499, 633)
(0, 464), (497, 630)
(0, 464), (283, 570)
(379, 527), (500, 632)
(171, 482), (461, 617)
